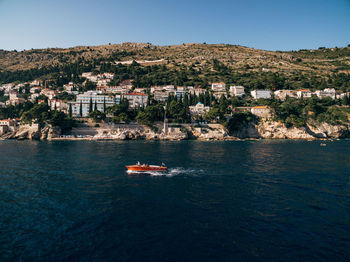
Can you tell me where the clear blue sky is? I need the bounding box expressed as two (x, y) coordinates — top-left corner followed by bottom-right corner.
(0, 0), (349, 51)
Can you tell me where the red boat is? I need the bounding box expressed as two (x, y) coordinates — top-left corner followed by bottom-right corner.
(126, 163), (168, 172)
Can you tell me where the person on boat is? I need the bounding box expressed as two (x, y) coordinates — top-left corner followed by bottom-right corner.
(137, 161), (140, 166)
(161, 163), (165, 167)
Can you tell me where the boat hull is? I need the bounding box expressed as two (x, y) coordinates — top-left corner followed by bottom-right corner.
(126, 165), (168, 172)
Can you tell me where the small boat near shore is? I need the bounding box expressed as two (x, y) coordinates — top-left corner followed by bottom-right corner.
(126, 162), (168, 172)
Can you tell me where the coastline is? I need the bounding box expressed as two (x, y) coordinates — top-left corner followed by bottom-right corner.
(1, 120), (349, 141)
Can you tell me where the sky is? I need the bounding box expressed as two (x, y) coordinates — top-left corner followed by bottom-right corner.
(0, 0), (349, 51)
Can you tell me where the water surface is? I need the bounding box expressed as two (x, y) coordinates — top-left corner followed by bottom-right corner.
(0, 140), (349, 261)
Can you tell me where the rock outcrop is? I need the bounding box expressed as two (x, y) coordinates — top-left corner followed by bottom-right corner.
(256, 121), (314, 139)
(1, 124), (62, 140)
(2, 120), (350, 141)
(306, 122), (350, 138)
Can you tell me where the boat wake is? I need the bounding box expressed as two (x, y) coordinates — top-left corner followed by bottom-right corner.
(127, 167), (202, 177)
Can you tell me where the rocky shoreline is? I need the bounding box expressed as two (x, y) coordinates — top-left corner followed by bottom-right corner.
(1, 120), (350, 141)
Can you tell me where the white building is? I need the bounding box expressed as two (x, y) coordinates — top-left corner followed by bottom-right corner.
(251, 106), (271, 118)
(250, 90), (272, 99)
(6, 93), (25, 106)
(153, 90), (169, 102)
(63, 82), (76, 93)
(296, 89), (312, 98)
(175, 90), (187, 100)
(213, 91), (227, 99)
(188, 87), (206, 96)
(30, 93), (40, 102)
(314, 88), (336, 99)
(123, 92), (148, 108)
(40, 89), (58, 100)
(229, 86), (245, 97)
(30, 80), (43, 86)
(30, 87), (41, 94)
(48, 99), (68, 113)
(0, 118), (20, 134)
(189, 102), (210, 116)
(69, 91), (120, 117)
(274, 90), (297, 100)
(211, 83), (226, 92)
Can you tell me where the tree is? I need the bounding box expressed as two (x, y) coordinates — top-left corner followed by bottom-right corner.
(49, 110), (75, 133)
(103, 97), (106, 112)
(89, 98), (93, 113)
(89, 110), (106, 122)
(68, 104), (72, 118)
(79, 101), (83, 117)
(94, 101), (97, 111)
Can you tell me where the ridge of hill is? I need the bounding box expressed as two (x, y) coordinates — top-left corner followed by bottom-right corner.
(1, 42), (350, 76)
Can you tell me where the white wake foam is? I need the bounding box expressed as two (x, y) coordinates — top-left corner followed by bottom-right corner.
(127, 167), (202, 177)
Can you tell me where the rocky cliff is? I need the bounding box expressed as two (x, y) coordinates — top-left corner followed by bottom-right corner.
(231, 120), (350, 139)
(1, 120), (349, 141)
(1, 124), (61, 140)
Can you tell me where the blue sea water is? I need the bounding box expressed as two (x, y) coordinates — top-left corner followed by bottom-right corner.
(0, 140), (349, 261)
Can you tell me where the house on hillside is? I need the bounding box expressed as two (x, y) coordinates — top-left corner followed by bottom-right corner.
(250, 90), (271, 99)
(314, 88), (336, 99)
(153, 90), (169, 102)
(274, 90), (297, 100)
(251, 106), (271, 118)
(0, 118), (20, 134)
(229, 86), (245, 97)
(211, 83), (226, 92)
(69, 91), (120, 117)
(296, 89), (312, 98)
(124, 92), (148, 108)
(40, 89), (58, 100)
(5, 92), (25, 106)
(189, 102), (210, 117)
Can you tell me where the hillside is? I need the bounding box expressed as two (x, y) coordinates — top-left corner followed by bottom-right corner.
(0, 42), (349, 73)
(1, 43), (350, 91)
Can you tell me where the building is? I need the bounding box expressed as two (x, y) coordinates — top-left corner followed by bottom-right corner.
(96, 79), (111, 87)
(0, 118), (20, 134)
(30, 87), (41, 94)
(63, 82), (77, 93)
(314, 88), (336, 99)
(123, 92), (148, 108)
(163, 85), (175, 92)
(30, 80), (43, 86)
(48, 99), (68, 113)
(153, 90), (169, 102)
(30, 93), (40, 102)
(211, 83), (226, 92)
(134, 88), (147, 93)
(188, 87), (206, 96)
(213, 91), (227, 99)
(40, 89), (58, 100)
(69, 91), (120, 117)
(296, 89), (312, 98)
(250, 90), (272, 99)
(274, 90), (297, 100)
(5, 93), (25, 106)
(251, 106), (271, 118)
(175, 90), (187, 100)
(189, 102), (210, 116)
(229, 86), (245, 97)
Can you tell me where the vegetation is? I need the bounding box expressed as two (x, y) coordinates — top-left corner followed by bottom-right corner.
(226, 112), (258, 133)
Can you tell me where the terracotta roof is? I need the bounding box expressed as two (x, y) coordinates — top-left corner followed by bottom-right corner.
(298, 89), (311, 92)
(252, 106), (269, 109)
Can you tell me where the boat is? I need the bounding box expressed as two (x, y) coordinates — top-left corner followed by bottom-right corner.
(126, 162), (168, 172)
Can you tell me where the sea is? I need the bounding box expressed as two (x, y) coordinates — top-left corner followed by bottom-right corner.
(0, 140), (349, 261)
